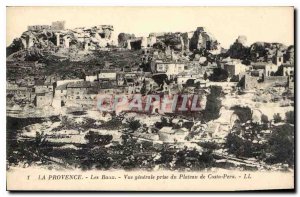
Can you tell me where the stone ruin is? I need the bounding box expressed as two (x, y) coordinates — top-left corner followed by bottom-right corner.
(20, 22), (115, 50)
(118, 27), (221, 54)
(10, 23), (221, 55)
(27, 21), (65, 31)
(118, 33), (156, 50)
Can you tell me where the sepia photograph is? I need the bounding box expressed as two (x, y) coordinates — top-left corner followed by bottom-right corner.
(5, 6), (295, 191)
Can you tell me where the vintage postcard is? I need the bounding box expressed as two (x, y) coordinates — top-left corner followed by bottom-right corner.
(6, 6), (294, 191)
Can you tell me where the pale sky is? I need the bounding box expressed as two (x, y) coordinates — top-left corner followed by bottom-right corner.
(7, 7), (294, 48)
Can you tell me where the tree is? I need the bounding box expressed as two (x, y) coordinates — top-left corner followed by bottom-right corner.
(261, 114), (269, 124)
(230, 75), (240, 82)
(140, 79), (147, 96)
(273, 113), (282, 123)
(34, 131), (49, 156)
(84, 131), (113, 146)
(226, 133), (243, 156)
(155, 117), (171, 129)
(120, 133), (138, 169)
(125, 118), (141, 132)
(7, 38), (25, 57)
(208, 67), (229, 82)
(198, 141), (219, 150)
(152, 74), (168, 87)
(227, 41), (250, 61)
(155, 145), (174, 169)
(186, 79), (195, 86)
(267, 124), (294, 165)
(203, 72), (208, 81)
(203, 86), (222, 121)
(80, 147), (112, 170)
(230, 106), (252, 123)
(285, 111), (294, 124)
(225, 133), (255, 158)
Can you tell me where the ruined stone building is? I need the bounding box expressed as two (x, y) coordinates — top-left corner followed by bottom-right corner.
(36, 93), (53, 108)
(7, 84), (32, 102)
(118, 27), (220, 54)
(98, 70), (117, 81)
(251, 62), (279, 77)
(151, 60), (185, 76)
(51, 21), (66, 31)
(27, 25), (51, 31)
(27, 21), (65, 32)
(279, 63), (294, 77)
(118, 33), (136, 48)
(241, 71), (289, 91)
(21, 22), (116, 50)
(223, 61), (248, 78)
(34, 80), (54, 108)
(273, 50), (284, 66)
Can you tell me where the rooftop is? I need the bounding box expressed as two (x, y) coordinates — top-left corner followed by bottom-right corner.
(67, 81), (91, 88)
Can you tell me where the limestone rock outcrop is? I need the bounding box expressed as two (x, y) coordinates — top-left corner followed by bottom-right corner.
(189, 27), (220, 53)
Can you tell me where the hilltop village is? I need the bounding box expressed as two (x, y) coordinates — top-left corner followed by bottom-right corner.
(7, 21), (294, 171)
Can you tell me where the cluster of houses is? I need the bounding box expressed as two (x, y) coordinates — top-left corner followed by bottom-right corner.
(219, 51), (294, 91)
(6, 60), (199, 111)
(7, 45), (294, 115)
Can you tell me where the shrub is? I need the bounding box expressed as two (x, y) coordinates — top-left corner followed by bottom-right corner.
(230, 106), (252, 123)
(125, 118), (141, 132)
(203, 86), (222, 121)
(261, 114), (269, 124)
(84, 131), (113, 146)
(208, 67), (229, 82)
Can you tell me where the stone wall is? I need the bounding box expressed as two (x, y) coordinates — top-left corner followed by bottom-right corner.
(36, 94), (53, 107)
(243, 75), (288, 90)
(243, 75), (259, 90)
(263, 76), (288, 87)
(27, 25), (51, 31)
